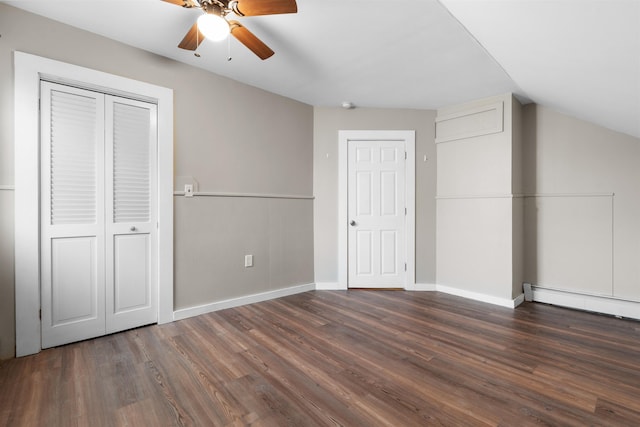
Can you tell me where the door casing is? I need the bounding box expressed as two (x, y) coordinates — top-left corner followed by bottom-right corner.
(338, 130), (416, 290)
(14, 51), (174, 357)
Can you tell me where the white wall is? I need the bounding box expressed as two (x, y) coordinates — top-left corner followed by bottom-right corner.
(0, 4), (313, 360)
(312, 107), (437, 286)
(523, 104), (640, 301)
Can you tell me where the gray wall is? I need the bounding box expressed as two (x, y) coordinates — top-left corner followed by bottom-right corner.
(435, 94), (522, 300)
(174, 196), (313, 309)
(523, 104), (640, 300)
(0, 192), (13, 360)
(0, 4), (313, 359)
(313, 107), (437, 285)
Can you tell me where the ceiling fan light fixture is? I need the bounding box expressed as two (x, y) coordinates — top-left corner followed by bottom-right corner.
(197, 13), (230, 41)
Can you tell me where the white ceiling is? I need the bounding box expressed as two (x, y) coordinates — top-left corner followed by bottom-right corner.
(441, 0), (640, 139)
(5, 0), (640, 138)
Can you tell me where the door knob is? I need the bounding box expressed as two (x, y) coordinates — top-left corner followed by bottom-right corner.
(350, 220), (356, 226)
(130, 226), (137, 232)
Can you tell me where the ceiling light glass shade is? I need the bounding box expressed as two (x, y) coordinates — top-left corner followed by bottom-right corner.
(197, 13), (230, 41)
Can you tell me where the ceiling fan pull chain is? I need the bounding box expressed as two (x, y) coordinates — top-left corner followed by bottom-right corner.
(227, 35), (232, 61)
(194, 23), (201, 57)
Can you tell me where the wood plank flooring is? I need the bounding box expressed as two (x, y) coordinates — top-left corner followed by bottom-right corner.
(2, 290), (640, 426)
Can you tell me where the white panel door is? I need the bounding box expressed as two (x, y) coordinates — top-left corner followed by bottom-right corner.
(40, 83), (106, 348)
(348, 140), (406, 287)
(105, 97), (158, 333)
(41, 82), (158, 348)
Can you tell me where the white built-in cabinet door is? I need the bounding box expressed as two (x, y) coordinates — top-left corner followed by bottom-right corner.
(40, 82), (157, 349)
(348, 140), (406, 288)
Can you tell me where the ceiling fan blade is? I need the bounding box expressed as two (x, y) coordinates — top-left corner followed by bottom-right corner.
(231, 0), (297, 16)
(178, 22), (205, 51)
(229, 21), (275, 60)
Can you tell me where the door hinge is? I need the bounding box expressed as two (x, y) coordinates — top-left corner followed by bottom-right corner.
(404, 262), (407, 272)
(39, 308), (41, 320)
(404, 151), (407, 160)
(405, 207), (407, 215)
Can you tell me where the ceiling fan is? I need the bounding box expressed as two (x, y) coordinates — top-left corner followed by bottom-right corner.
(163, 0), (297, 60)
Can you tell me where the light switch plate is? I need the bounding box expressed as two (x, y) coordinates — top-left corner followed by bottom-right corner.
(244, 254), (253, 268)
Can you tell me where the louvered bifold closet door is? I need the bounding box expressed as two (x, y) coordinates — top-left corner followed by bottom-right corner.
(40, 82), (107, 348)
(105, 96), (158, 334)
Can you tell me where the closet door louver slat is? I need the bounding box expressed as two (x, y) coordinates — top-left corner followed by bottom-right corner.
(112, 102), (151, 224)
(49, 89), (98, 225)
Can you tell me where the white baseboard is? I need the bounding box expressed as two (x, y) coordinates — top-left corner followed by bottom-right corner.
(173, 283), (315, 321)
(408, 283), (437, 291)
(513, 293), (526, 308)
(435, 285), (524, 308)
(315, 282), (347, 290)
(410, 283), (524, 308)
(532, 286), (640, 321)
(317, 283), (438, 292)
(173, 281), (639, 322)
(328, 280), (524, 308)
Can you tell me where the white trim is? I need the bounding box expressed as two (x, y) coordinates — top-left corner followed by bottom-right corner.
(338, 136), (348, 287)
(173, 283), (315, 321)
(315, 282), (345, 290)
(435, 285), (524, 308)
(532, 286), (640, 320)
(512, 293), (526, 308)
(405, 134), (416, 290)
(337, 130), (416, 290)
(173, 191), (314, 200)
(317, 281), (524, 308)
(0, 185), (15, 191)
(14, 51), (174, 357)
(320, 282), (524, 308)
(408, 283), (437, 291)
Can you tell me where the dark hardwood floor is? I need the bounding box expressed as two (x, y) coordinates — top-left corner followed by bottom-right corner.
(2, 290), (640, 426)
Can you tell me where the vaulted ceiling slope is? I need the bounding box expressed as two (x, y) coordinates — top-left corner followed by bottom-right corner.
(440, 0), (640, 139)
(5, 0), (639, 138)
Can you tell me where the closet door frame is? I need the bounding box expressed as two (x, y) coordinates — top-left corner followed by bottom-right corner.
(14, 51), (174, 357)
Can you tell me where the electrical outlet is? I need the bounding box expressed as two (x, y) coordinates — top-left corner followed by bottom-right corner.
(184, 184), (194, 197)
(244, 254), (253, 268)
